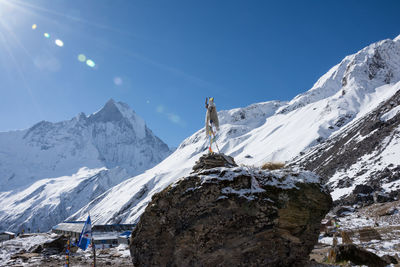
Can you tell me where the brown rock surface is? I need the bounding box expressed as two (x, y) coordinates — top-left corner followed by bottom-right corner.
(130, 153), (332, 266)
(191, 153), (237, 173)
(333, 244), (388, 267)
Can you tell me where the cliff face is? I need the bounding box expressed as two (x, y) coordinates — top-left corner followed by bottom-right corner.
(130, 154), (332, 266)
(291, 86), (400, 205)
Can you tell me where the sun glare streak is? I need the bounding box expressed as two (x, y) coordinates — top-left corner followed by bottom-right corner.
(10, 0), (142, 39)
(0, 29), (44, 120)
(0, 19), (35, 65)
(32, 24), (37, 29)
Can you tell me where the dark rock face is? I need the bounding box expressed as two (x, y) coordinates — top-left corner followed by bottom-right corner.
(353, 184), (374, 195)
(42, 235), (69, 254)
(291, 89), (400, 206)
(334, 244), (388, 267)
(130, 154), (332, 266)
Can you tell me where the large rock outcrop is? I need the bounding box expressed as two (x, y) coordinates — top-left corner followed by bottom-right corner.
(130, 153), (332, 266)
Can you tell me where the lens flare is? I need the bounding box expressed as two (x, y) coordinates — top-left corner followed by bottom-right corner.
(55, 39), (64, 47)
(86, 59), (95, 68)
(113, 77), (122, 85)
(32, 24), (37, 30)
(44, 33), (50, 38)
(77, 54), (86, 62)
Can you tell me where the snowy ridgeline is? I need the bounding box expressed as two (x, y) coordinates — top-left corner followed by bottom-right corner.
(0, 99), (171, 191)
(0, 99), (171, 232)
(69, 34), (400, 227)
(2, 35), (400, 232)
(0, 167), (130, 232)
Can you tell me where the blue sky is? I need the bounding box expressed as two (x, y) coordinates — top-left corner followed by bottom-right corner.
(0, 0), (399, 147)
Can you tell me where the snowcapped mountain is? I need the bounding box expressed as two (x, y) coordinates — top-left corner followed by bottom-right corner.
(0, 99), (171, 191)
(291, 83), (400, 203)
(0, 100), (172, 232)
(0, 167), (128, 232)
(70, 35), (400, 225)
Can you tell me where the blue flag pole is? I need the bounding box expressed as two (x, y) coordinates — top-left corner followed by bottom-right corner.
(77, 215), (92, 251)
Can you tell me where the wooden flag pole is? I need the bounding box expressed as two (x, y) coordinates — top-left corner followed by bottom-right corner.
(92, 237), (96, 267)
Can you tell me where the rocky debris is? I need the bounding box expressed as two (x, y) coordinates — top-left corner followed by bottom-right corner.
(310, 200), (400, 266)
(332, 205), (354, 217)
(41, 235), (69, 254)
(333, 244), (388, 267)
(10, 252), (40, 261)
(29, 244), (43, 253)
(130, 158), (332, 267)
(378, 206), (398, 216)
(191, 153), (237, 173)
(359, 227), (382, 242)
(373, 191), (393, 203)
(291, 88), (400, 206)
(380, 254), (398, 265)
(353, 184), (374, 195)
(1, 233), (132, 266)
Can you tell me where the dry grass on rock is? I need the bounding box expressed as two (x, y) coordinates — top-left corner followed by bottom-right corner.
(261, 162), (285, 170)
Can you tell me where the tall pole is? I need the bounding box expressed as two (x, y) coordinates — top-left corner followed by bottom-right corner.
(92, 235), (96, 267)
(65, 237), (70, 267)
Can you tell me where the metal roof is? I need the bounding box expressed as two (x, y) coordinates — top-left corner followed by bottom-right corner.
(0, 231), (15, 235)
(52, 222), (85, 233)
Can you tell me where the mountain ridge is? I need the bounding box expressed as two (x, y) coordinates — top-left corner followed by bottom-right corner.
(0, 100), (171, 191)
(68, 34), (400, 226)
(0, 100), (172, 232)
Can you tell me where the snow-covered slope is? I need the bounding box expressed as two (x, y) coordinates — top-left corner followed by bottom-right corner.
(291, 82), (400, 202)
(68, 100), (287, 224)
(0, 167), (128, 232)
(69, 34), (400, 225)
(0, 99), (171, 191)
(0, 100), (172, 232)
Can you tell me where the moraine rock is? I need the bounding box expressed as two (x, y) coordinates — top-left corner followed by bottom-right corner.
(130, 153), (332, 266)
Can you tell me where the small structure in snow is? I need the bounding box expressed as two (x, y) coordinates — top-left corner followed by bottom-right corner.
(118, 231), (132, 245)
(0, 231), (15, 241)
(52, 221), (136, 248)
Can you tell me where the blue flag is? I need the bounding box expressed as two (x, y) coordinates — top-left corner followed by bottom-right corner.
(77, 215), (92, 250)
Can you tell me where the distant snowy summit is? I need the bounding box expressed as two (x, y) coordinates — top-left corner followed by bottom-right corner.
(278, 35), (400, 115)
(0, 99), (172, 191)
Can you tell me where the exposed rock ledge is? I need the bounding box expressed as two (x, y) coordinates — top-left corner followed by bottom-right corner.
(130, 153), (332, 266)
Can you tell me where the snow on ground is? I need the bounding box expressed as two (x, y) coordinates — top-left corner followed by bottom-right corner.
(174, 166), (323, 201)
(381, 104), (400, 122)
(0, 233), (132, 267)
(0, 233), (55, 265)
(315, 201), (400, 260)
(0, 167), (129, 232)
(327, 124), (400, 201)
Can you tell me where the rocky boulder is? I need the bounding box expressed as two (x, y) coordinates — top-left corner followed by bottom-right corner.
(333, 244), (389, 267)
(192, 153), (237, 172)
(130, 153), (332, 266)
